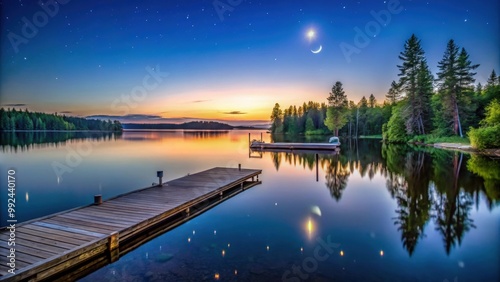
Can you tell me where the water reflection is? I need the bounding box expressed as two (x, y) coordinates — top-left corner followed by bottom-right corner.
(2, 131), (498, 280)
(0, 131), (120, 152)
(324, 154), (350, 201)
(182, 130), (229, 139)
(258, 140), (499, 256)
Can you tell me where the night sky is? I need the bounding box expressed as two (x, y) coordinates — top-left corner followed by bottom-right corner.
(1, 0), (499, 125)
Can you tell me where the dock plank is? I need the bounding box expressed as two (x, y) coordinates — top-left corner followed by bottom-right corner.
(0, 167), (261, 282)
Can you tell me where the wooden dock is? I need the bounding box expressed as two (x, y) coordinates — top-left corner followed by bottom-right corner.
(0, 167), (261, 282)
(250, 141), (340, 151)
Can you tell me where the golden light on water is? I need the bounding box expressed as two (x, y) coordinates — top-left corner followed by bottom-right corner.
(380, 250), (384, 256)
(222, 250), (225, 257)
(305, 217), (315, 240)
(340, 250), (344, 256)
(214, 273), (220, 280)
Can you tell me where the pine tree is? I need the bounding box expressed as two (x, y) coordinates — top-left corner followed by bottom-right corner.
(386, 80), (401, 104)
(358, 96), (368, 135)
(325, 81), (349, 136)
(486, 69), (497, 88)
(414, 59), (434, 134)
(435, 41), (479, 137)
(397, 34), (429, 135)
(435, 39), (460, 136)
(369, 94), (377, 108)
(270, 103), (283, 134)
(456, 47), (479, 131)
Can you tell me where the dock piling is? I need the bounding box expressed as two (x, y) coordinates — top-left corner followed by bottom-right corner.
(157, 171), (164, 186)
(94, 194), (102, 205)
(108, 232), (119, 263)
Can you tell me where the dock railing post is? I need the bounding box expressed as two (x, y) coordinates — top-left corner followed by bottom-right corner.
(261, 132), (263, 142)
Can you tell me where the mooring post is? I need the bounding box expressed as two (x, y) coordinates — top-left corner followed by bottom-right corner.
(108, 231), (119, 262)
(260, 132), (263, 141)
(248, 133), (251, 144)
(94, 195), (102, 205)
(238, 164), (241, 171)
(316, 154), (319, 182)
(157, 171), (163, 186)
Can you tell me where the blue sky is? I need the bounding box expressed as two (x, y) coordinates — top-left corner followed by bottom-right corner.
(1, 0), (499, 125)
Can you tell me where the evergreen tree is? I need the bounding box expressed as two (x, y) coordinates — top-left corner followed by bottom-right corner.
(486, 69), (497, 88)
(325, 81), (349, 136)
(358, 96), (369, 135)
(386, 80), (402, 104)
(415, 59), (434, 134)
(305, 117), (315, 132)
(270, 103), (283, 134)
(369, 94), (377, 108)
(435, 42), (479, 137)
(397, 34), (429, 135)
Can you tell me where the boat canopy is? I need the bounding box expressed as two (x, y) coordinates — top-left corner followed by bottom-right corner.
(329, 136), (340, 143)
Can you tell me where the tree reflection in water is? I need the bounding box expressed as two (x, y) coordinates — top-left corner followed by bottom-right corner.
(259, 139), (499, 256)
(324, 154), (350, 201)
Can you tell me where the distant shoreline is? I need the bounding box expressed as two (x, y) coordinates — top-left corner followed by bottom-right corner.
(122, 128), (265, 132)
(0, 130), (120, 133)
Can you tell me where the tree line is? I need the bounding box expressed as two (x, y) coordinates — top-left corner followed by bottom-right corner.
(270, 91), (390, 138)
(0, 108), (123, 131)
(124, 121), (235, 130)
(269, 34), (500, 148)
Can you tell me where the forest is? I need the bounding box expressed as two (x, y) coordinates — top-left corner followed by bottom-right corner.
(270, 34), (500, 149)
(0, 108), (123, 132)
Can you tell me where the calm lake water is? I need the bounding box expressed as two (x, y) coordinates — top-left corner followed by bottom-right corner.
(1, 130), (499, 281)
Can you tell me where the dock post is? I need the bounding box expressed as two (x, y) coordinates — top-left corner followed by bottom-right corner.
(238, 164), (241, 171)
(108, 232), (119, 263)
(316, 154), (319, 182)
(157, 171), (164, 186)
(260, 132), (263, 141)
(94, 195), (102, 205)
(248, 133), (251, 144)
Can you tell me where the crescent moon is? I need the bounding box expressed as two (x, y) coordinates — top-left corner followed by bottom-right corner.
(311, 45), (322, 54)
